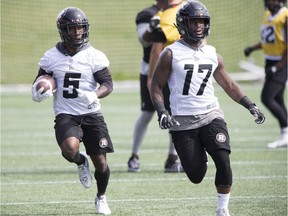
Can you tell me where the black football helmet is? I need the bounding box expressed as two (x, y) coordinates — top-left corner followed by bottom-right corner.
(264, 0), (286, 10)
(176, 1), (210, 42)
(56, 7), (89, 48)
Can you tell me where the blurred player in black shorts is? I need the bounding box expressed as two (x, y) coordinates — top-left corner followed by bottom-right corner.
(244, 0), (288, 148)
(127, 0), (183, 173)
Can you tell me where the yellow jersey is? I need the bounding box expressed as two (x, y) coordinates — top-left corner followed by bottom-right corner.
(261, 7), (288, 60)
(157, 2), (185, 47)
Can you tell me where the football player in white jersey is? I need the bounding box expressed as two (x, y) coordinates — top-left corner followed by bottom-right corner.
(149, 1), (265, 216)
(31, 7), (113, 215)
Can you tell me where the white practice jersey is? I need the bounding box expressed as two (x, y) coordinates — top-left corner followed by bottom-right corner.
(39, 45), (109, 116)
(165, 41), (220, 116)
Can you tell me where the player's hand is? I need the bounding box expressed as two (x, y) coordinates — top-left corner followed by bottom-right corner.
(244, 47), (253, 57)
(148, 15), (160, 33)
(158, 110), (180, 129)
(31, 82), (53, 102)
(248, 104), (265, 124)
(76, 89), (100, 109)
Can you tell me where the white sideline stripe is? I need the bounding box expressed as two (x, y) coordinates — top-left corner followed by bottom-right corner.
(1, 147), (287, 156)
(0, 76), (263, 94)
(1, 160), (286, 173)
(1, 195), (286, 206)
(1, 175), (287, 186)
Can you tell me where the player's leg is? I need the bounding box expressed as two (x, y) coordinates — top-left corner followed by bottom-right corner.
(128, 110), (154, 172)
(201, 118), (232, 216)
(128, 74), (155, 172)
(261, 80), (288, 148)
(54, 114), (92, 188)
(82, 113), (113, 215)
(209, 149), (232, 216)
(171, 129), (207, 181)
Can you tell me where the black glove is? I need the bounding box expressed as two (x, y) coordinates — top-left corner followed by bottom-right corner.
(158, 110), (179, 129)
(148, 15), (160, 33)
(248, 104), (265, 124)
(244, 47), (253, 57)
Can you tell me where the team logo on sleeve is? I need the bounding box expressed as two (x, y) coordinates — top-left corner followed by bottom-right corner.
(99, 138), (108, 148)
(216, 133), (226, 143)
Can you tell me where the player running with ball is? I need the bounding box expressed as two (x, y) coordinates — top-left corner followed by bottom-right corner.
(32, 7), (113, 215)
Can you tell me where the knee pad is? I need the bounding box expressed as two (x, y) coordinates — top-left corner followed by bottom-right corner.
(186, 163), (207, 184)
(210, 150), (233, 187)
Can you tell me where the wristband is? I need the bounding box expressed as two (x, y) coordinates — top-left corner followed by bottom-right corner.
(239, 96), (254, 109)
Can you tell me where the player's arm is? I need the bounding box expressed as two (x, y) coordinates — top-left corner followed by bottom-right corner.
(32, 68), (50, 83)
(93, 67), (113, 98)
(273, 16), (288, 71)
(150, 48), (172, 110)
(214, 54), (265, 124)
(31, 68), (53, 102)
(213, 54), (245, 103)
(147, 21), (166, 90)
(150, 48), (176, 129)
(147, 42), (165, 90)
(243, 42), (262, 57)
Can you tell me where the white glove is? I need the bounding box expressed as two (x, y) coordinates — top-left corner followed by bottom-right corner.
(76, 89), (100, 109)
(31, 81), (53, 102)
(147, 15), (160, 33)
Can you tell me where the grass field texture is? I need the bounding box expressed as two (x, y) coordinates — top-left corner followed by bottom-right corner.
(1, 82), (287, 215)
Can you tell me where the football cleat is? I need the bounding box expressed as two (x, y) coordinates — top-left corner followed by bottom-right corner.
(77, 153), (92, 188)
(128, 155), (140, 172)
(95, 195), (111, 215)
(267, 134), (288, 149)
(164, 159), (183, 173)
(216, 208), (230, 216)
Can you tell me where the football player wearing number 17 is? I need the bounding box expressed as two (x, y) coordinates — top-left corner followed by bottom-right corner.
(149, 1), (265, 216)
(31, 7), (113, 215)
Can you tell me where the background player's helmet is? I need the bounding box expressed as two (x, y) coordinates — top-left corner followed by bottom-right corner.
(264, 0), (287, 9)
(176, 1), (210, 42)
(57, 7), (89, 48)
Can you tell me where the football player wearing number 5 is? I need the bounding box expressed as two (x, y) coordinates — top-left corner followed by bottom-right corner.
(244, 0), (288, 148)
(31, 7), (113, 215)
(149, 1), (265, 216)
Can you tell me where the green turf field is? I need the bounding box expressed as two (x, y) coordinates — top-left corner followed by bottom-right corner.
(1, 83), (287, 215)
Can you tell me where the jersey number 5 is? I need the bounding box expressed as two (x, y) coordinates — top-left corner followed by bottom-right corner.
(182, 64), (212, 96)
(63, 73), (81, 98)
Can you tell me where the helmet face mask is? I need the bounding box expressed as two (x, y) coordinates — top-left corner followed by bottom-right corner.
(57, 7), (89, 49)
(176, 1), (210, 43)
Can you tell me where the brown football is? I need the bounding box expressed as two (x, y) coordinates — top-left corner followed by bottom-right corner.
(36, 75), (56, 93)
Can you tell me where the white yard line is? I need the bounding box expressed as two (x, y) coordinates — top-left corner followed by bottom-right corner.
(1, 195), (286, 206)
(1, 175), (287, 186)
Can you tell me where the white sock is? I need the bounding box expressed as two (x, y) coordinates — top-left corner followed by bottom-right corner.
(132, 111), (154, 155)
(217, 193), (230, 209)
(281, 127), (288, 136)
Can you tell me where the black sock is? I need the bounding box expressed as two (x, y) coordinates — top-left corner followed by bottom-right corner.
(74, 152), (86, 165)
(95, 166), (110, 195)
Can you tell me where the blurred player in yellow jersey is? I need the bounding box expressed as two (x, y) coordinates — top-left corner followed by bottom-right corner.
(128, 0), (180, 173)
(244, 0), (288, 148)
(147, 0), (186, 171)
